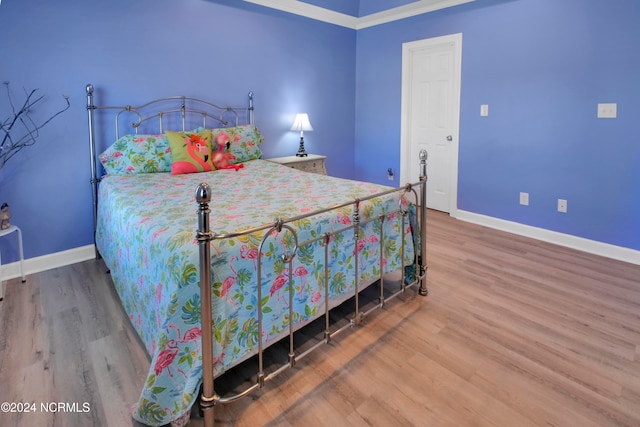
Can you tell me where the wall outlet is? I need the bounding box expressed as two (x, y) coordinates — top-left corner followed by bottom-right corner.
(480, 104), (489, 117)
(558, 199), (567, 213)
(519, 192), (529, 206)
(597, 103), (617, 119)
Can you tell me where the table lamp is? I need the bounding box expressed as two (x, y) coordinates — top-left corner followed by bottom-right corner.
(290, 113), (313, 157)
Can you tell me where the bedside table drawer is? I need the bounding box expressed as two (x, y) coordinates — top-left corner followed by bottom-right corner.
(266, 154), (327, 175)
(294, 159), (324, 174)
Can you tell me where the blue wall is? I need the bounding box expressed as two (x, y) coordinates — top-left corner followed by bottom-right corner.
(0, 0), (356, 263)
(1, 0), (638, 265)
(355, 0), (640, 251)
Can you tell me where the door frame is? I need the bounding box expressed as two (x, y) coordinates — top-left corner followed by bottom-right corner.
(400, 33), (462, 217)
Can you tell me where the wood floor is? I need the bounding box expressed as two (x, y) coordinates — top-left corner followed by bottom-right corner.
(1, 211), (639, 427)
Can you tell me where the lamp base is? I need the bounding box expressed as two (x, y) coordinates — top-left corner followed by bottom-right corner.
(296, 136), (308, 157)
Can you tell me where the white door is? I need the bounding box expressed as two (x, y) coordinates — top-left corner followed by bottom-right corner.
(400, 33), (462, 215)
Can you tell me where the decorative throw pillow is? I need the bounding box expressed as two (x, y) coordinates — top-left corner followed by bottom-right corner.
(99, 134), (172, 175)
(166, 129), (215, 175)
(210, 125), (264, 164)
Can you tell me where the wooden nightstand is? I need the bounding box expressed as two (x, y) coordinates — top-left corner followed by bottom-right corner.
(266, 154), (327, 175)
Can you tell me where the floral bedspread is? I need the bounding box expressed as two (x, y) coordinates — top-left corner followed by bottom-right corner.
(95, 159), (416, 426)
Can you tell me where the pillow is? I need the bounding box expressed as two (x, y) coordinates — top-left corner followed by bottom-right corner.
(210, 124), (264, 164)
(166, 129), (215, 175)
(99, 134), (172, 175)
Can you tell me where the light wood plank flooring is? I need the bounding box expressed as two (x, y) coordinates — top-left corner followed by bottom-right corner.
(1, 211), (639, 426)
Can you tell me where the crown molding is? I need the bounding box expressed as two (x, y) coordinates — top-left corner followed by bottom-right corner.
(356, 0), (475, 29)
(245, 0), (359, 28)
(244, 0), (475, 29)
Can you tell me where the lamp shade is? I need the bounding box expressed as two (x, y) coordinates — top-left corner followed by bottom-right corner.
(290, 113), (313, 132)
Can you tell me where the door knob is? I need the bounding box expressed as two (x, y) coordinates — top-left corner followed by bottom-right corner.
(446, 135), (453, 141)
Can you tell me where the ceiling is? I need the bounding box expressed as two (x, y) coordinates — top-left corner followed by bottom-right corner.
(243, 0), (475, 29)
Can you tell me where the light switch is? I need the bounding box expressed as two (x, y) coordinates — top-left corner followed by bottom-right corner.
(597, 103), (617, 119)
(480, 104), (489, 117)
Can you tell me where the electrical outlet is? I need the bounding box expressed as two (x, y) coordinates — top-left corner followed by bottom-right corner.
(519, 192), (529, 206)
(387, 168), (394, 181)
(558, 199), (567, 213)
(597, 103), (617, 119)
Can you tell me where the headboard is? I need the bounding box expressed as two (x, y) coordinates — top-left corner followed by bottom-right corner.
(85, 84), (255, 256)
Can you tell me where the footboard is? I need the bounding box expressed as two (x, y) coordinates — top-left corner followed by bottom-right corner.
(196, 150), (428, 427)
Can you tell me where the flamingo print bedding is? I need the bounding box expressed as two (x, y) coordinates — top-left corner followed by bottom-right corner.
(95, 159), (416, 426)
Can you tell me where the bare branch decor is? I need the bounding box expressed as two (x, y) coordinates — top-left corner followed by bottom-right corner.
(0, 81), (70, 170)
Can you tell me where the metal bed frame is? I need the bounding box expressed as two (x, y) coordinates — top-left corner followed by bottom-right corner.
(86, 84), (428, 427)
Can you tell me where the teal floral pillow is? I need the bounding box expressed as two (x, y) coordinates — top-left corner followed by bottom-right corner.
(210, 125), (264, 164)
(99, 134), (172, 175)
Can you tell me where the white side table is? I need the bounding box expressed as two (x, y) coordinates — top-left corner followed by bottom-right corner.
(0, 225), (26, 301)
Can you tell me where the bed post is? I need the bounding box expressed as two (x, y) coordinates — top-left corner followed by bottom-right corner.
(86, 84), (100, 259)
(195, 183), (216, 427)
(418, 149), (429, 296)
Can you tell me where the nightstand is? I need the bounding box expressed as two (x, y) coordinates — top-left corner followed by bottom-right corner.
(266, 154), (327, 175)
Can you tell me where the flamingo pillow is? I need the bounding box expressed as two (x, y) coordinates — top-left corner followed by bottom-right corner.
(166, 129), (215, 175)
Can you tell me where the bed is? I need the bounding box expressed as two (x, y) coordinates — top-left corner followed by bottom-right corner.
(86, 84), (428, 427)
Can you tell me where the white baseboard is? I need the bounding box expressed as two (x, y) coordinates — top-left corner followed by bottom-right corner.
(1, 245), (96, 281)
(456, 210), (640, 266)
(2, 213), (638, 282)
